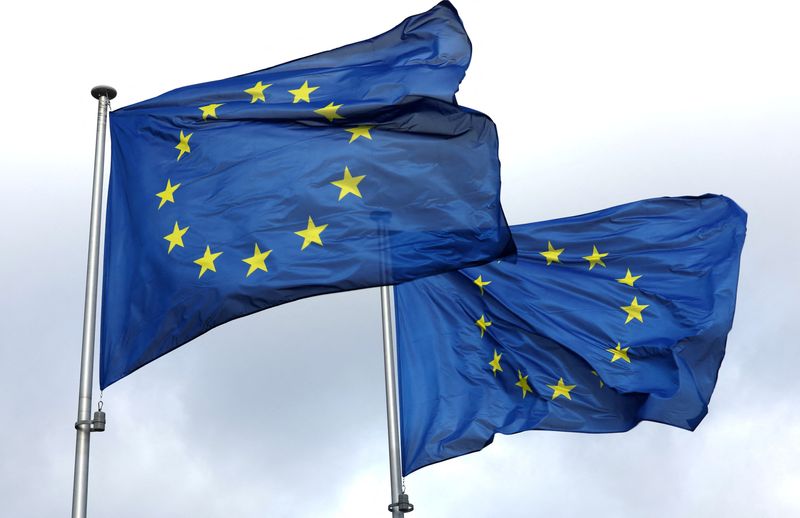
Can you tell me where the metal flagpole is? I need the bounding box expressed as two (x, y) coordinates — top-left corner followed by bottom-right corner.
(71, 85), (116, 518)
(380, 285), (413, 516)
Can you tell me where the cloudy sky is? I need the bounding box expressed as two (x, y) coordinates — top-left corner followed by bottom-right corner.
(1, 1), (798, 516)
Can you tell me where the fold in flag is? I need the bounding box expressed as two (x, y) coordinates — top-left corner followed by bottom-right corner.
(101, 1), (513, 389)
(395, 195), (746, 475)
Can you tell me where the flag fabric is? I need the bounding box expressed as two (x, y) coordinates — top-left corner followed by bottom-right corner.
(395, 195), (746, 475)
(100, 1), (514, 389)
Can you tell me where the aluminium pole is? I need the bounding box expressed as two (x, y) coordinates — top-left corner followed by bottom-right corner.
(380, 285), (413, 516)
(71, 85), (116, 518)
(373, 208), (412, 516)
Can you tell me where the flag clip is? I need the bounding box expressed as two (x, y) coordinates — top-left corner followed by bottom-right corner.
(73, 401), (107, 433)
(387, 493), (414, 513)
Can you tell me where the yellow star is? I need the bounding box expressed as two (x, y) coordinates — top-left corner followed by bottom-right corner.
(242, 243), (272, 277)
(163, 222), (189, 254)
(288, 81), (319, 103)
(244, 80), (272, 103)
(516, 370), (533, 398)
(616, 268), (642, 287)
(194, 245), (223, 278)
(582, 245), (608, 270)
(607, 342), (631, 363)
(547, 377), (576, 400)
(294, 216), (328, 250)
(489, 349), (503, 376)
(330, 166), (366, 201)
(539, 241), (564, 265)
(175, 130), (193, 161)
(314, 101), (344, 122)
(155, 179), (181, 209)
(621, 296), (649, 324)
(345, 125), (374, 143)
(475, 314), (492, 338)
(198, 103), (224, 120)
(473, 275), (491, 295)
(591, 370), (604, 388)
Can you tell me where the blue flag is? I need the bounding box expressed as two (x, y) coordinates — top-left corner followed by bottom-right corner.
(395, 195), (746, 475)
(100, 2), (513, 389)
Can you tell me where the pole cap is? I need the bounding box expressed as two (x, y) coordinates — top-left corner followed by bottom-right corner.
(91, 85), (117, 100)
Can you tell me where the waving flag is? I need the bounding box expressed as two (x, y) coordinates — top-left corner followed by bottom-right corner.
(100, 1), (513, 388)
(395, 195), (746, 475)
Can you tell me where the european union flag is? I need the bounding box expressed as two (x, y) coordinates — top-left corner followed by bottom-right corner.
(395, 195), (746, 475)
(100, 2), (513, 389)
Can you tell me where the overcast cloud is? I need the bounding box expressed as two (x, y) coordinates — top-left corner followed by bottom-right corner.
(1, 1), (798, 517)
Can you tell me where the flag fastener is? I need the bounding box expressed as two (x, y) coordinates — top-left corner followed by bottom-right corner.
(387, 493), (414, 513)
(74, 401), (106, 433)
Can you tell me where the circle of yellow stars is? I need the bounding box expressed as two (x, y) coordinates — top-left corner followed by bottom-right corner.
(156, 78), (378, 279)
(470, 239), (652, 402)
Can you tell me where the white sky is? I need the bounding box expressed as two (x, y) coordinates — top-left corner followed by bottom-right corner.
(1, 1), (798, 517)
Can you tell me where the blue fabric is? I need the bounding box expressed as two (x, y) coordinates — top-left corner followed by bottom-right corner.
(100, 1), (513, 389)
(395, 195), (746, 475)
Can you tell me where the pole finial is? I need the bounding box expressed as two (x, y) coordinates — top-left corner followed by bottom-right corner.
(91, 85), (117, 100)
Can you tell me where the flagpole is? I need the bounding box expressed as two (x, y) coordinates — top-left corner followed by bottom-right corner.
(72, 85), (116, 518)
(380, 285), (413, 516)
